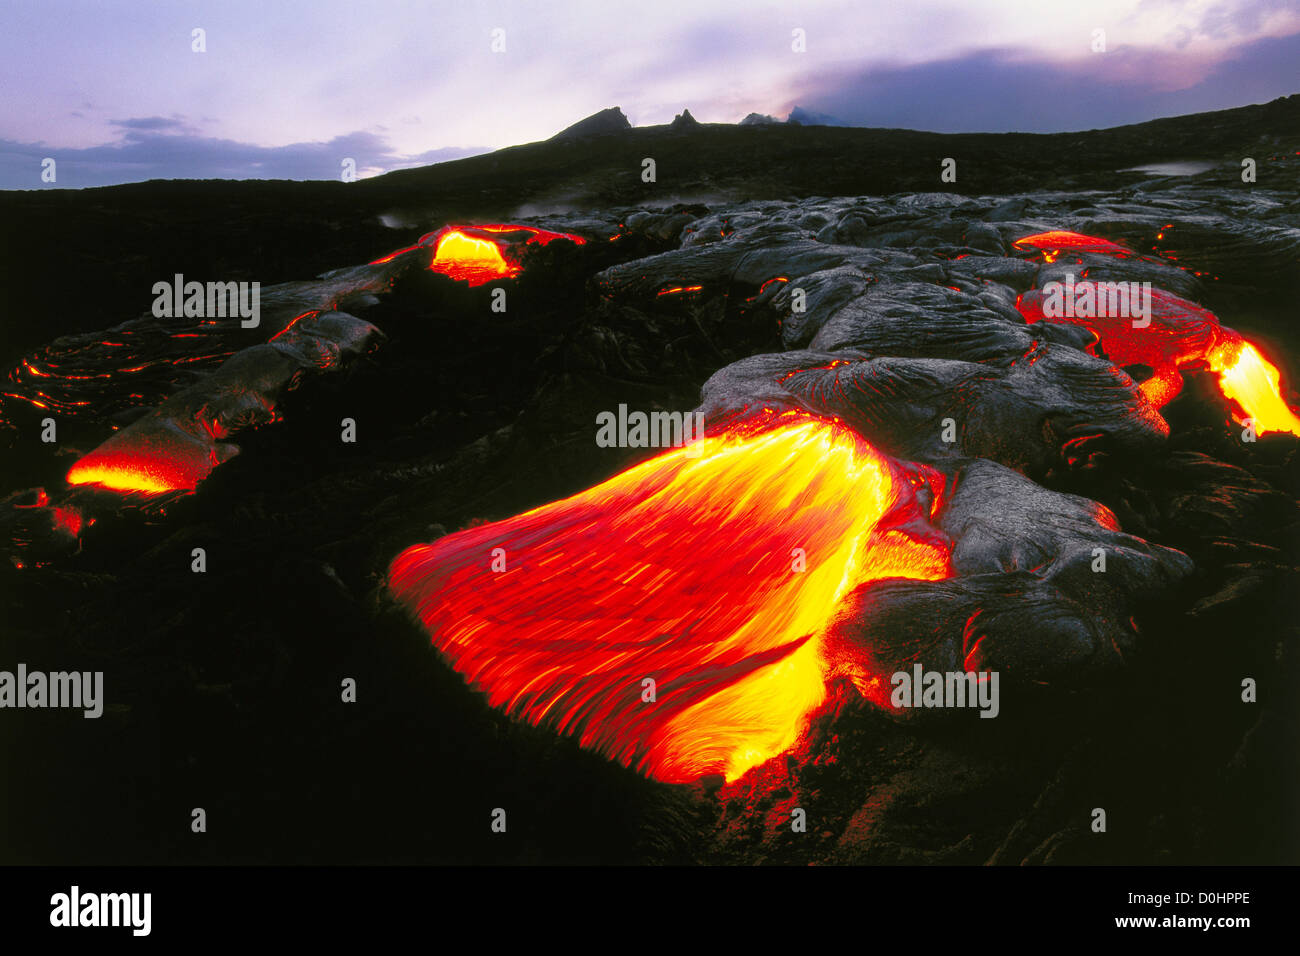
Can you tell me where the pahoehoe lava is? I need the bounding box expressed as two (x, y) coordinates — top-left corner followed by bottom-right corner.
(2, 102), (1298, 865)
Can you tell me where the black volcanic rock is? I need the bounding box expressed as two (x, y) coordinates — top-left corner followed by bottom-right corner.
(2, 144), (1298, 868)
(669, 109), (700, 131)
(5, 97), (1296, 363)
(550, 106), (631, 140)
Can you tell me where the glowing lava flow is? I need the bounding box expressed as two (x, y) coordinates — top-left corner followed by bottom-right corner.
(370, 223), (588, 286)
(1017, 284), (1223, 407)
(389, 413), (951, 784)
(65, 440), (215, 494)
(62, 311), (381, 497)
(1014, 231), (1300, 436)
(430, 230), (518, 284)
(1209, 339), (1300, 436)
(1013, 230), (1132, 261)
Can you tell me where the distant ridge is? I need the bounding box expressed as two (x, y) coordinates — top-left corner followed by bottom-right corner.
(551, 107), (631, 140)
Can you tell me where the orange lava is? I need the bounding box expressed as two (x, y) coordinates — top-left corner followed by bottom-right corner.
(1209, 339), (1300, 437)
(1015, 232), (1300, 431)
(1013, 230), (1132, 259)
(389, 412), (951, 783)
(66, 443), (208, 494)
(371, 224), (587, 285)
(430, 230), (518, 284)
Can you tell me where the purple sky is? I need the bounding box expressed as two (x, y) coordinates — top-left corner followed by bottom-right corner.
(2, 0), (1298, 188)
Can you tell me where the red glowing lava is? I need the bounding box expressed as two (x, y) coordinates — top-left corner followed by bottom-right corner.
(1014, 231), (1300, 435)
(65, 444), (210, 494)
(1017, 283), (1224, 408)
(745, 277), (789, 304)
(52, 506), (82, 536)
(1013, 230), (1132, 261)
(370, 223), (587, 286)
(367, 244), (422, 265)
(389, 412), (951, 784)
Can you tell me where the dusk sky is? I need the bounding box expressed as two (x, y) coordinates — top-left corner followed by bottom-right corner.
(2, 0), (1298, 188)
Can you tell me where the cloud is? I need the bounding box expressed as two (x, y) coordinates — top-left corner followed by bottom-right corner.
(787, 29), (1300, 133)
(109, 116), (193, 132)
(2, 0), (1297, 185)
(0, 122), (489, 189)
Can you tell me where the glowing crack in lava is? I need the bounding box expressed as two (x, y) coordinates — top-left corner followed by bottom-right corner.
(1014, 231), (1300, 437)
(389, 412), (951, 784)
(371, 223), (587, 286)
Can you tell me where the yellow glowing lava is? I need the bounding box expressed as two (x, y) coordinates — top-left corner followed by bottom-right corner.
(389, 413), (952, 783)
(65, 459), (191, 494)
(431, 230), (517, 283)
(1210, 340), (1300, 437)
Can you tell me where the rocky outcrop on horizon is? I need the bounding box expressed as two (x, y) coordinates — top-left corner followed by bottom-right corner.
(550, 106), (631, 140)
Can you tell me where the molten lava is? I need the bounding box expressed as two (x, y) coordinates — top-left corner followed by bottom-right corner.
(1210, 340), (1300, 436)
(1014, 231), (1300, 436)
(1013, 230), (1132, 259)
(66, 446), (206, 494)
(389, 412), (951, 784)
(371, 223), (588, 286)
(430, 230), (518, 284)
